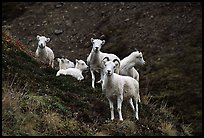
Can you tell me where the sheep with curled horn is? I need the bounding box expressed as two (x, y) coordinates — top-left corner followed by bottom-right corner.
(101, 56), (140, 121)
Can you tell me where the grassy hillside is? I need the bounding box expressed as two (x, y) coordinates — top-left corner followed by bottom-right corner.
(2, 33), (194, 136)
(2, 2), (202, 136)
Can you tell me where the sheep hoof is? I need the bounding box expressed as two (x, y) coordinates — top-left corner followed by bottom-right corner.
(96, 80), (102, 84)
(136, 116), (139, 120)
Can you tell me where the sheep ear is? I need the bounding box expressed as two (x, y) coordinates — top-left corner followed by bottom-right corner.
(66, 59), (70, 63)
(115, 62), (120, 68)
(102, 40), (105, 45)
(91, 38), (94, 43)
(101, 57), (109, 66)
(113, 59), (120, 68)
(101, 59), (107, 66)
(37, 35), (40, 40)
(76, 59), (79, 63)
(46, 38), (50, 42)
(134, 48), (138, 51)
(102, 60), (106, 66)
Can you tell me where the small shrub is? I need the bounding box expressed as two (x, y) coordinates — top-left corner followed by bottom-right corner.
(160, 121), (177, 136)
(181, 123), (193, 136)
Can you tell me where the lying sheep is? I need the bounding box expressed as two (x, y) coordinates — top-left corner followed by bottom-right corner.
(35, 35), (55, 68)
(101, 57), (140, 121)
(56, 59), (88, 81)
(120, 50), (145, 81)
(87, 38), (120, 88)
(55, 57), (75, 70)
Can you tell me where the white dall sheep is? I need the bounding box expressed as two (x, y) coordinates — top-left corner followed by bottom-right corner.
(87, 38), (120, 89)
(35, 35), (55, 68)
(56, 57), (75, 70)
(101, 57), (140, 121)
(56, 59), (88, 81)
(120, 50), (145, 81)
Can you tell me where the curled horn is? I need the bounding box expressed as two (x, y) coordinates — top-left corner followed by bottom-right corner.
(113, 58), (120, 68)
(102, 56), (110, 62)
(101, 57), (110, 66)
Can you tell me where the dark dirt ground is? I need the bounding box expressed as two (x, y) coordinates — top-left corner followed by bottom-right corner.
(2, 2), (202, 135)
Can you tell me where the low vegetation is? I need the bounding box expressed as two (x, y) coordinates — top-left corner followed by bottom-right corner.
(3, 33), (196, 136)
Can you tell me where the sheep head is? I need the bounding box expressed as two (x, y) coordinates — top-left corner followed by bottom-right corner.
(102, 57), (120, 76)
(91, 38), (105, 53)
(37, 35), (50, 49)
(135, 51), (145, 65)
(75, 59), (88, 71)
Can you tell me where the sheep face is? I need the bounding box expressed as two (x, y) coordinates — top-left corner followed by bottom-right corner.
(75, 59), (88, 71)
(37, 35), (50, 49)
(64, 59), (75, 67)
(58, 58), (72, 65)
(134, 51), (145, 65)
(103, 61), (116, 76)
(102, 57), (120, 76)
(91, 38), (105, 53)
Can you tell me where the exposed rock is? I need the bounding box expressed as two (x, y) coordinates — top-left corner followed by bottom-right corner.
(54, 29), (63, 35)
(55, 2), (63, 8)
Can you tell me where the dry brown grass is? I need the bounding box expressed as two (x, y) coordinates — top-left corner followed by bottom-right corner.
(142, 92), (152, 105)
(181, 123), (193, 136)
(160, 121), (177, 136)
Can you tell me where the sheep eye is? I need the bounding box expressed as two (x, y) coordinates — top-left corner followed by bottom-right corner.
(81, 63), (84, 65)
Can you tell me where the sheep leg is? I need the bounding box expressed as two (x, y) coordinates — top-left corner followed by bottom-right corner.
(117, 95), (123, 121)
(56, 70), (61, 76)
(138, 93), (141, 103)
(51, 60), (54, 68)
(90, 70), (95, 88)
(129, 98), (135, 111)
(35, 50), (39, 58)
(134, 97), (139, 120)
(48, 59), (53, 68)
(97, 69), (104, 84)
(108, 98), (114, 121)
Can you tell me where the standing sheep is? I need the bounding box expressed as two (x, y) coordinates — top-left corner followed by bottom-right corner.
(101, 57), (140, 121)
(120, 50), (145, 81)
(87, 38), (120, 88)
(35, 35), (55, 68)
